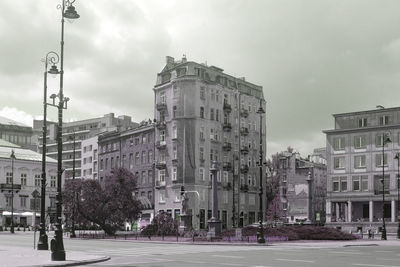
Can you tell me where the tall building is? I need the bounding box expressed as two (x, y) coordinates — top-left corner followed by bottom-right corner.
(0, 116), (34, 150)
(323, 107), (400, 233)
(98, 121), (155, 226)
(277, 151), (327, 224)
(153, 56), (266, 230)
(0, 139), (59, 228)
(33, 113), (137, 179)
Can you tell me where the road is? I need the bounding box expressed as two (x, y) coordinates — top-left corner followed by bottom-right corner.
(0, 232), (399, 267)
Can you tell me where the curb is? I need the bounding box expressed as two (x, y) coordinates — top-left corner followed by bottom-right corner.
(343, 244), (379, 247)
(31, 256), (110, 267)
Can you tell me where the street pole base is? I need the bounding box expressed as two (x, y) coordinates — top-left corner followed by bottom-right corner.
(381, 229), (387, 240)
(70, 232), (76, 238)
(397, 223), (400, 239)
(10, 227), (14, 234)
(257, 221), (265, 244)
(37, 233), (49, 250)
(51, 250), (66, 261)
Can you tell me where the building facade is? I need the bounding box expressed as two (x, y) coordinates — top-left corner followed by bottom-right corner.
(34, 113), (137, 180)
(98, 122), (155, 227)
(153, 56), (266, 230)
(278, 151), (327, 224)
(324, 107), (400, 233)
(0, 139), (59, 228)
(81, 136), (98, 179)
(0, 116), (34, 151)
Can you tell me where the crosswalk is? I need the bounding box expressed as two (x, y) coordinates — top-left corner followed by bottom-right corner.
(85, 244), (273, 258)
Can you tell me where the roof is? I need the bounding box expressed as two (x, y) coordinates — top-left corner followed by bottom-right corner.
(332, 106), (400, 117)
(0, 115), (29, 127)
(0, 139), (57, 163)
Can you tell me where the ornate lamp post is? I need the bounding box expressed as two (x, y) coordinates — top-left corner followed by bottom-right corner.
(37, 51), (60, 251)
(394, 152), (400, 239)
(207, 161), (222, 239)
(381, 133), (391, 241)
(50, 0), (79, 261)
(69, 132), (76, 238)
(256, 100), (265, 243)
(10, 150), (16, 234)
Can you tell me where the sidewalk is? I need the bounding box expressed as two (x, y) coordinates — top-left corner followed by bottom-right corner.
(0, 245), (110, 267)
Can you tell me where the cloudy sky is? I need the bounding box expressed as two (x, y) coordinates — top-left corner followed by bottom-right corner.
(1, 0), (400, 158)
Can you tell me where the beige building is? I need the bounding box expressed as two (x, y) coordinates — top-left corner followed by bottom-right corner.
(153, 56), (266, 230)
(0, 139), (58, 228)
(324, 107), (400, 233)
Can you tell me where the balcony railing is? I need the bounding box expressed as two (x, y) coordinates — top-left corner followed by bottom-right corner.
(223, 123), (232, 131)
(374, 189), (390, 195)
(223, 162), (232, 171)
(155, 161), (167, 169)
(223, 182), (232, 190)
(240, 146), (249, 154)
(156, 121), (167, 129)
(240, 127), (249, 136)
(223, 142), (232, 151)
(156, 140), (167, 149)
(0, 183), (21, 192)
(223, 102), (232, 113)
(240, 184), (249, 192)
(156, 103), (167, 110)
(240, 109), (249, 118)
(240, 164), (249, 173)
(155, 180), (166, 188)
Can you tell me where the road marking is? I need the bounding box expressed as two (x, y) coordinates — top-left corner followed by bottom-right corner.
(212, 255), (245, 259)
(275, 258), (315, 263)
(352, 264), (400, 267)
(375, 251), (394, 253)
(329, 251), (365, 255)
(377, 258), (400, 262)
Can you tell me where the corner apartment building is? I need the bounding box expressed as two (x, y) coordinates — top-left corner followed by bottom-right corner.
(323, 107), (400, 232)
(0, 139), (59, 227)
(153, 56), (266, 230)
(0, 116), (35, 151)
(277, 151), (327, 224)
(98, 122), (155, 225)
(34, 113), (137, 180)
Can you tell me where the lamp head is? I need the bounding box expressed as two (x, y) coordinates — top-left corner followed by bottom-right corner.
(10, 150), (16, 160)
(63, 5), (80, 19)
(48, 64), (60, 77)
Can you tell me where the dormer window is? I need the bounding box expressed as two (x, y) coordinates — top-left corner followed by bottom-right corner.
(379, 115), (389, 126)
(358, 118), (367, 128)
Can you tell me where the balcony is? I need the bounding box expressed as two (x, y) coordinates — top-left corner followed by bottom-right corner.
(240, 164), (249, 173)
(374, 189), (390, 195)
(156, 121), (167, 130)
(223, 123), (232, 132)
(223, 162), (232, 171)
(156, 140), (167, 149)
(240, 146), (249, 154)
(155, 161), (167, 169)
(47, 207), (57, 214)
(240, 109), (249, 118)
(240, 184), (249, 192)
(223, 102), (232, 113)
(223, 182), (232, 190)
(240, 127), (249, 136)
(172, 158), (178, 165)
(155, 180), (166, 188)
(0, 183), (21, 193)
(223, 142), (232, 151)
(156, 103), (167, 111)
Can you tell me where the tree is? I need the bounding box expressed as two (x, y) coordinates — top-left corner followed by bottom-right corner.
(63, 168), (142, 235)
(266, 195), (281, 222)
(141, 211), (178, 236)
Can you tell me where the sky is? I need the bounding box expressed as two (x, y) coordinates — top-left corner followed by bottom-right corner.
(1, 0), (400, 159)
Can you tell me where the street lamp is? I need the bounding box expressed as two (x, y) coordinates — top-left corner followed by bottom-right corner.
(256, 99), (265, 244)
(69, 132), (76, 238)
(207, 161), (222, 239)
(381, 133), (391, 240)
(50, 0), (79, 261)
(394, 152), (400, 239)
(38, 51), (60, 251)
(10, 150), (16, 234)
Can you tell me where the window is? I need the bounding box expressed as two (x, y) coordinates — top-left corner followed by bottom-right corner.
(223, 171), (228, 183)
(142, 171), (147, 184)
(332, 178), (339, 192)
(5, 196), (12, 207)
(21, 173), (27, 186)
(199, 147), (204, 161)
(173, 145), (177, 159)
(148, 170), (153, 184)
(210, 149), (214, 161)
(173, 106), (177, 118)
(174, 190), (181, 202)
(172, 126), (177, 139)
(129, 154), (133, 169)
(35, 174), (41, 187)
(354, 155), (366, 168)
(135, 152), (140, 165)
(159, 190), (166, 203)
(122, 155), (126, 168)
(200, 87), (205, 99)
(352, 176), (360, 191)
(211, 89), (215, 100)
(216, 110), (220, 122)
(200, 107), (204, 118)
(105, 158), (108, 169)
(375, 134), (390, 147)
(142, 151), (146, 164)
(148, 191), (153, 202)
(172, 167), (177, 181)
(159, 170), (165, 182)
(20, 196), (27, 208)
(50, 176), (56, 187)
(379, 115), (389, 126)
(6, 172), (12, 184)
(148, 150), (153, 163)
(340, 177), (347, 192)
(375, 154), (388, 167)
(50, 197), (56, 208)
(199, 168), (205, 180)
(199, 127), (204, 140)
(354, 136), (366, 149)
(135, 137), (140, 145)
(142, 134), (147, 144)
(358, 118), (367, 127)
(216, 90), (220, 102)
(223, 191), (228, 204)
(210, 108), (214, 120)
(116, 156), (119, 168)
(160, 91), (166, 104)
(333, 157), (345, 169)
(160, 130), (165, 141)
(247, 175), (252, 186)
(333, 137), (345, 150)
(210, 128), (214, 140)
(249, 194), (256, 205)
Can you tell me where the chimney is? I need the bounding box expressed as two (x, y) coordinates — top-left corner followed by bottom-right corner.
(166, 56), (175, 65)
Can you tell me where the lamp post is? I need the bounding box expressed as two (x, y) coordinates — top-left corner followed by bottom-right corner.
(256, 99), (265, 243)
(381, 133), (391, 240)
(37, 51), (60, 251)
(395, 152), (400, 239)
(10, 150), (16, 234)
(69, 132), (76, 238)
(50, 0), (79, 261)
(207, 161), (222, 239)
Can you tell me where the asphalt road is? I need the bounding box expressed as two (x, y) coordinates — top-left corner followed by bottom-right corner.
(1, 232), (399, 267)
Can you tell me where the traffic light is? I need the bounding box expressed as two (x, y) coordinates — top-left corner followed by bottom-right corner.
(180, 185), (185, 196)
